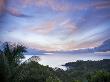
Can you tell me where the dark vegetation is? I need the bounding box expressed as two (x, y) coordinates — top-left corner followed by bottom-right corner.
(0, 42), (110, 82)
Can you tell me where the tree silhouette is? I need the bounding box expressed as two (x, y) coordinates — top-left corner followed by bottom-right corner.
(0, 42), (26, 82)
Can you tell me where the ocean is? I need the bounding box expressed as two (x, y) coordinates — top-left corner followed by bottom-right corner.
(24, 52), (110, 70)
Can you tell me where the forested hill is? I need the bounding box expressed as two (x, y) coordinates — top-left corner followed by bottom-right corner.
(64, 59), (110, 71)
(54, 59), (110, 82)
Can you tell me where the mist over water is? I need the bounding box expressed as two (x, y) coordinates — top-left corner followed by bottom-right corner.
(24, 52), (110, 70)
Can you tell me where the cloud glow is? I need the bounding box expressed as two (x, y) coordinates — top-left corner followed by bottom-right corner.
(0, 0), (110, 51)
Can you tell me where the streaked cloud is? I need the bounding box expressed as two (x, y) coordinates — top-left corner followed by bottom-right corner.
(95, 39), (110, 52)
(27, 21), (55, 34)
(0, 0), (6, 13)
(0, 0), (30, 17)
(91, 1), (110, 9)
(20, 0), (110, 12)
(6, 7), (31, 17)
(21, 0), (71, 12)
(0, 0), (110, 51)
(26, 17), (77, 35)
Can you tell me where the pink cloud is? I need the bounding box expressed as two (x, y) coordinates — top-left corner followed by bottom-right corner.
(60, 19), (77, 34)
(27, 20), (56, 34)
(21, 0), (71, 12)
(19, 0), (81, 12)
(0, 0), (6, 13)
(27, 17), (78, 35)
(5, 7), (30, 17)
(91, 1), (110, 9)
(1, 0), (110, 14)
(7, 8), (21, 16)
(0, 0), (30, 17)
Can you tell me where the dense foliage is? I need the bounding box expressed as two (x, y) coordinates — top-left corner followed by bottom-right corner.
(0, 42), (110, 82)
(56, 59), (110, 82)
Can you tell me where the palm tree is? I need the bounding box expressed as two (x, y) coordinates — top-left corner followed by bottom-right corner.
(0, 42), (26, 82)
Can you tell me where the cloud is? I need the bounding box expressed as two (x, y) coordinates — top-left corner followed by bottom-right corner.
(91, 1), (110, 9)
(95, 39), (110, 52)
(20, 0), (71, 12)
(20, 0), (88, 12)
(60, 19), (77, 34)
(77, 1), (110, 10)
(1, 0), (110, 15)
(0, 0), (6, 13)
(0, 0), (30, 17)
(27, 17), (77, 35)
(50, 39), (110, 53)
(25, 48), (47, 55)
(6, 7), (31, 17)
(27, 20), (56, 34)
(1, 0), (110, 52)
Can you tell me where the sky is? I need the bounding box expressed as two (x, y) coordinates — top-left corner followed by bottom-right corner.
(0, 0), (110, 51)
